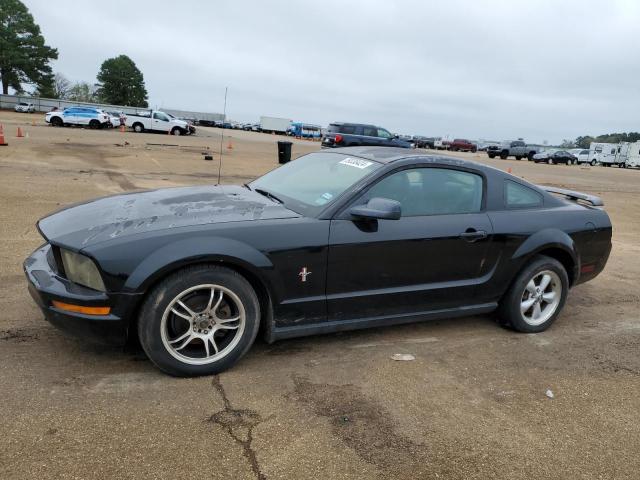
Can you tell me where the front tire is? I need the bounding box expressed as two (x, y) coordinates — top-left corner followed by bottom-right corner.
(171, 127), (182, 136)
(497, 255), (568, 333)
(138, 265), (260, 377)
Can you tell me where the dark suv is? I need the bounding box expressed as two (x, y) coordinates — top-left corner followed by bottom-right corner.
(322, 122), (413, 149)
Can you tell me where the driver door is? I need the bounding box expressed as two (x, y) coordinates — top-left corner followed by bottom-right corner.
(327, 166), (494, 321)
(152, 112), (170, 132)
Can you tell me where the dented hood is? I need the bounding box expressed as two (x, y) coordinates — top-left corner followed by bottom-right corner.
(38, 185), (300, 249)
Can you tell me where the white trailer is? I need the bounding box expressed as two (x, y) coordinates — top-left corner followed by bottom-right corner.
(612, 142), (631, 167)
(260, 116), (291, 134)
(588, 142), (619, 166)
(624, 141), (640, 168)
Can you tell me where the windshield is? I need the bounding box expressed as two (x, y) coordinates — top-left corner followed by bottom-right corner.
(250, 152), (382, 216)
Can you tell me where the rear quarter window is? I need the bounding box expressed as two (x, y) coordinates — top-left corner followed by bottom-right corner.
(505, 180), (543, 209)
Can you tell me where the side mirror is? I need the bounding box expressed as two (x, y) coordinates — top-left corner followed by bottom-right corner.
(393, 134), (399, 139)
(350, 197), (401, 220)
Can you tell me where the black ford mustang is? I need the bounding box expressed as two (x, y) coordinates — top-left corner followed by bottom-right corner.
(24, 147), (612, 376)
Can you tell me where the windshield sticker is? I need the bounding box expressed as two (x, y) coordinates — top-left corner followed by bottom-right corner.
(321, 192), (333, 200)
(339, 157), (373, 169)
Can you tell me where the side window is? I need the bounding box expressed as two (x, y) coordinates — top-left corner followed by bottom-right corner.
(340, 125), (356, 134)
(362, 126), (377, 137)
(365, 168), (483, 216)
(505, 180), (543, 209)
(377, 128), (393, 139)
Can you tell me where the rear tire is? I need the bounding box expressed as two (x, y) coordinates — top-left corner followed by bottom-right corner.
(590, 159), (597, 166)
(133, 123), (144, 133)
(137, 265), (260, 377)
(497, 255), (569, 333)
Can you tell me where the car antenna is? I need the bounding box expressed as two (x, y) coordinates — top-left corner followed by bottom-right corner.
(217, 86), (228, 185)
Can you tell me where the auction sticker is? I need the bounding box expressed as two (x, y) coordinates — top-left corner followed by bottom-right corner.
(339, 157), (373, 169)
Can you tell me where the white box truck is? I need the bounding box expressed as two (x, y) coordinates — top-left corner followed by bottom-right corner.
(260, 116), (291, 134)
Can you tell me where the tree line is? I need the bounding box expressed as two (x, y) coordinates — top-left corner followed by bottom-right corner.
(0, 0), (148, 107)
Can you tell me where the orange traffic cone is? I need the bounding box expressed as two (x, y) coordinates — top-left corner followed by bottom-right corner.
(16, 127), (24, 138)
(227, 140), (233, 150)
(0, 125), (7, 146)
(507, 167), (512, 174)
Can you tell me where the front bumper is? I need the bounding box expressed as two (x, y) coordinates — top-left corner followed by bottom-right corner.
(23, 244), (141, 346)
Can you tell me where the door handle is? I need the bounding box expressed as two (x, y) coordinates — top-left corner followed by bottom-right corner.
(459, 229), (487, 242)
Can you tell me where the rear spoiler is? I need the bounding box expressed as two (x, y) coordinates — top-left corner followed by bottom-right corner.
(539, 186), (604, 207)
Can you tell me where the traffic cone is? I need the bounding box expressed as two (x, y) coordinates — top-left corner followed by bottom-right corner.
(31, 120), (36, 126)
(119, 125), (125, 133)
(227, 140), (233, 150)
(0, 125), (7, 146)
(17, 127), (24, 138)
(507, 167), (512, 174)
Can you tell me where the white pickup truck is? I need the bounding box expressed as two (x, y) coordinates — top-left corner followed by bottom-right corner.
(126, 110), (190, 135)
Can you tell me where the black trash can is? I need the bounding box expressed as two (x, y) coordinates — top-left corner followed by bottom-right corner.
(277, 141), (293, 164)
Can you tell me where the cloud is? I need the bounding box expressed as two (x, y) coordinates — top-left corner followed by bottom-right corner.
(24, 0), (640, 143)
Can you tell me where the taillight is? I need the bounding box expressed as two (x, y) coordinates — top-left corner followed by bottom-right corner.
(335, 134), (343, 144)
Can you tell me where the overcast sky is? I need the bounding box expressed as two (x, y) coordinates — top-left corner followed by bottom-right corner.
(23, 0), (640, 143)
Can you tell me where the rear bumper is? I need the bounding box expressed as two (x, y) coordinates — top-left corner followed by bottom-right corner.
(24, 244), (142, 346)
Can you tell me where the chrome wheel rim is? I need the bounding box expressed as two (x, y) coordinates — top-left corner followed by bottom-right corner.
(520, 270), (561, 326)
(161, 284), (245, 365)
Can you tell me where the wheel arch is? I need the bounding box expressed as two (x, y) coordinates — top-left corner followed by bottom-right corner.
(120, 236), (277, 344)
(511, 229), (579, 285)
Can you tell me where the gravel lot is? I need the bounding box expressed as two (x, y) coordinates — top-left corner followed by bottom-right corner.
(1, 110), (639, 479)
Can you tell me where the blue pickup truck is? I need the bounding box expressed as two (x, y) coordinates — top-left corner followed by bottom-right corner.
(322, 122), (413, 149)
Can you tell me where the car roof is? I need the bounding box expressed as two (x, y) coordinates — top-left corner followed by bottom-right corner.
(327, 146), (498, 173)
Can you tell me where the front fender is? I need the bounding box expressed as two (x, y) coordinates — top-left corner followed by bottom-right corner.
(124, 236), (274, 293)
(512, 228), (579, 281)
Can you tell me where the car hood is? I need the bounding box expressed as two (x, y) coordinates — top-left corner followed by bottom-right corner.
(38, 185), (301, 249)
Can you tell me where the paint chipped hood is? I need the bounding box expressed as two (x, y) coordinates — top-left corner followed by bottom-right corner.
(37, 185), (301, 249)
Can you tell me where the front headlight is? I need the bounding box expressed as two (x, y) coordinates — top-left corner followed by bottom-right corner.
(60, 249), (106, 291)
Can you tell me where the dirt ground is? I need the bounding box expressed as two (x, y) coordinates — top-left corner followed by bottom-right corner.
(1, 109), (639, 479)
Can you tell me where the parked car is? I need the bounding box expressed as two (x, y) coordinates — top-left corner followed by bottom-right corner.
(126, 110), (190, 135)
(569, 148), (590, 164)
(487, 140), (541, 160)
(24, 147), (611, 377)
(533, 150), (577, 165)
(434, 138), (450, 150)
(477, 142), (500, 152)
(15, 102), (35, 113)
(449, 139), (477, 152)
(45, 106), (110, 129)
(322, 122), (413, 148)
(413, 136), (436, 149)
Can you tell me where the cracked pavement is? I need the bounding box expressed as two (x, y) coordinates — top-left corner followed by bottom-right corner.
(1, 111), (640, 478)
